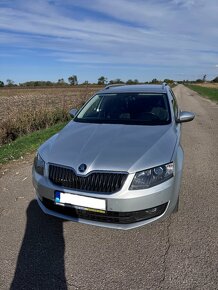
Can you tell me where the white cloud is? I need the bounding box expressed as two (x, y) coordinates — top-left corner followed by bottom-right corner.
(0, 0), (218, 80)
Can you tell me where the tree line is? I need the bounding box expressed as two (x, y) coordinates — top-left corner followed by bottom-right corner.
(0, 75), (218, 87)
(0, 75), (78, 87)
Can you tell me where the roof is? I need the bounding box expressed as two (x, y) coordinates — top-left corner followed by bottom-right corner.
(97, 84), (168, 94)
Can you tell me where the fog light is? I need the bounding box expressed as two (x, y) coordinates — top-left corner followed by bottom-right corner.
(145, 207), (158, 214)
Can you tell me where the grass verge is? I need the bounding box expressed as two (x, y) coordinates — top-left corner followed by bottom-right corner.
(186, 84), (218, 102)
(0, 122), (67, 165)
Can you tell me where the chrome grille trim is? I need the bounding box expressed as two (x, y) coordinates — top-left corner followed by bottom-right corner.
(49, 164), (128, 194)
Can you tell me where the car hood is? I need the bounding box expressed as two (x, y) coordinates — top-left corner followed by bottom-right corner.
(42, 121), (177, 174)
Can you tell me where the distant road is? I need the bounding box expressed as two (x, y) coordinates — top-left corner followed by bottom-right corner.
(0, 85), (217, 289)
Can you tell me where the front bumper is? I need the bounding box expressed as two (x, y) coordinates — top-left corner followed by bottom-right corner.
(33, 166), (181, 230)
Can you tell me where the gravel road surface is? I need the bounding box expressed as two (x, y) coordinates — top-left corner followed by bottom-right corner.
(0, 85), (217, 289)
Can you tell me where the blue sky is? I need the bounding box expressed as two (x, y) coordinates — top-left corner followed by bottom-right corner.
(0, 0), (218, 83)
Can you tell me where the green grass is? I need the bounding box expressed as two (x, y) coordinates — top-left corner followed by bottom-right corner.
(186, 84), (218, 102)
(0, 122), (67, 165)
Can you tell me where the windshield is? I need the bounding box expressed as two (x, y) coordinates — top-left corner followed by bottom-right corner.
(75, 93), (171, 125)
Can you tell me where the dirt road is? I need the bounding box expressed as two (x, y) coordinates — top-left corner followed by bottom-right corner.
(0, 85), (217, 289)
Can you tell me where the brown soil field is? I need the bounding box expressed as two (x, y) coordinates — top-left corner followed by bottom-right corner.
(0, 86), (103, 122)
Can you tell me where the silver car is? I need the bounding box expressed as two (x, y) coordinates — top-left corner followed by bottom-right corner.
(32, 84), (194, 230)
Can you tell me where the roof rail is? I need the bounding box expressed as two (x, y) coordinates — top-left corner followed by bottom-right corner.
(162, 82), (168, 89)
(104, 84), (126, 90)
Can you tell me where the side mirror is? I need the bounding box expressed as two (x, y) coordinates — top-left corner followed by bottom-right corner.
(176, 111), (195, 123)
(69, 108), (78, 118)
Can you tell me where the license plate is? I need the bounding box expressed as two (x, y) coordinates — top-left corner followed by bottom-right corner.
(55, 191), (106, 211)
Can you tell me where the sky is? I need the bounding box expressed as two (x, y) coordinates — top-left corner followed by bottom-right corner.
(0, 0), (218, 84)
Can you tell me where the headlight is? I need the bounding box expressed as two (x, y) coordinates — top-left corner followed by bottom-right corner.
(129, 162), (174, 190)
(34, 153), (45, 176)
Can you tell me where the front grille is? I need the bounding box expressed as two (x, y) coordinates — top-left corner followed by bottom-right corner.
(41, 198), (168, 224)
(49, 164), (128, 193)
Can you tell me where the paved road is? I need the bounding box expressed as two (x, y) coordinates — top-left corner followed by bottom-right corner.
(0, 85), (217, 289)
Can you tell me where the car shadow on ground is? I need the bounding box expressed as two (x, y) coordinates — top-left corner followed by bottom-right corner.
(10, 200), (68, 290)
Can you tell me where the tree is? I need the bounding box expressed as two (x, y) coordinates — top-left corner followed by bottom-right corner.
(109, 78), (124, 84)
(195, 79), (203, 83)
(0, 81), (4, 87)
(98, 76), (107, 85)
(163, 79), (174, 84)
(126, 79), (135, 85)
(126, 79), (139, 85)
(212, 76), (218, 83)
(57, 78), (67, 85)
(6, 79), (15, 86)
(68, 75), (78, 85)
(57, 78), (64, 83)
(151, 78), (160, 84)
(19, 81), (55, 86)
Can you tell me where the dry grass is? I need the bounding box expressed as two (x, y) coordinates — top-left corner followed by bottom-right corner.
(0, 86), (102, 145)
(194, 83), (218, 89)
(0, 107), (71, 145)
